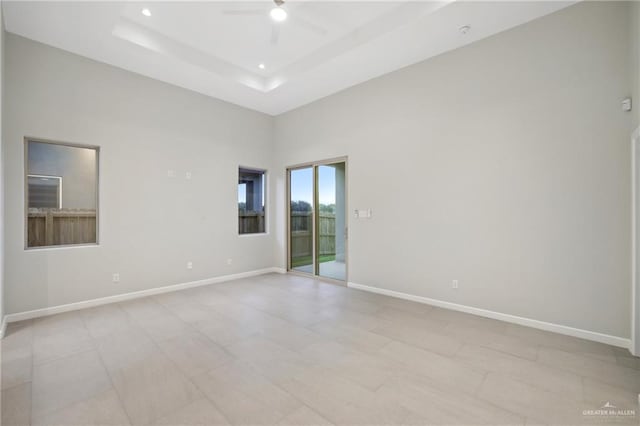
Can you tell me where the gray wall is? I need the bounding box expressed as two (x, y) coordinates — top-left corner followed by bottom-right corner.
(4, 34), (275, 314)
(632, 1), (640, 130)
(1, 1), (5, 328)
(274, 1), (633, 338)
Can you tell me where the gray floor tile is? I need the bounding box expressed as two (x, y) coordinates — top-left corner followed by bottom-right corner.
(377, 372), (525, 425)
(152, 398), (230, 426)
(108, 353), (202, 425)
(378, 340), (487, 393)
(156, 331), (234, 378)
(32, 350), (112, 418)
(4, 273), (638, 426)
(537, 346), (640, 393)
(2, 382), (31, 426)
(277, 406), (334, 426)
(193, 360), (302, 425)
(455, 344), (583, 399)
(477, 373), (587, 425)
(2, 352), (32, 391)
(31, 389), (130, 426)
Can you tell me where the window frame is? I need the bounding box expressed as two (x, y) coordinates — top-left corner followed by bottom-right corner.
(24, 137), (101, 250)
(238, 166), (267, 236)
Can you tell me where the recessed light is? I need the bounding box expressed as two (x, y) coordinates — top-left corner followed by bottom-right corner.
(258, 63), (265, 70)
(270, 7), (287, 22)
(141, 8), (152, 17)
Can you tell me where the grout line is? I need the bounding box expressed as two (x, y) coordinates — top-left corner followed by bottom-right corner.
(29, 317), (101, 422)
(473, 371), (529, 424)
(131, 294), (237, 425)
(79, 309), (135, 426)
(474, 370), (489, 396)
(80, 304), (153, 426)
(579, 376), (588, 403)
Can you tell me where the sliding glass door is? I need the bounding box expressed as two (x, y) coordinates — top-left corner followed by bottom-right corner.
(317, 163), (346, 281)
(289, 167), (314, 274)
(288, 159), (347, 282)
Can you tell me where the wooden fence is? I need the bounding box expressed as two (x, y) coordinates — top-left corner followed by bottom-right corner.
(238, 212), (265, 234)
(290, 212), (336, 257)
(28, 208), (97, 247)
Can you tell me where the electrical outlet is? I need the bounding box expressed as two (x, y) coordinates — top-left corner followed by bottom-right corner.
(452, 280), (459, 289)
(226, 258), (233, 265)
(112, 273), (120, 283)
(187, 261), (193, 270)
(185, 172), (192, 180)
(167, 170), (176, 178)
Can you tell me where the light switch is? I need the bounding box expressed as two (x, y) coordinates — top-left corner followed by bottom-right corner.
(355, 209), (372, 219)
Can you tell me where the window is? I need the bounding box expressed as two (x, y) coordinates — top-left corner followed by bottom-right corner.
(238, 167), (265, 234)
(28, 175), (62, 208)
(26, 139), (99, 248)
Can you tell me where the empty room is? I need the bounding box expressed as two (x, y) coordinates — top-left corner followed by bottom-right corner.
(1, 0), (640, 425)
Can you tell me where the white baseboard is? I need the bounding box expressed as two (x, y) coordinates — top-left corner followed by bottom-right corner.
(3, 267), (284, 325)
(348, 282), (631, 349)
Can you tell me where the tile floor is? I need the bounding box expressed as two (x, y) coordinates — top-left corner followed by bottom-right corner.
(1, 273), (639, 425)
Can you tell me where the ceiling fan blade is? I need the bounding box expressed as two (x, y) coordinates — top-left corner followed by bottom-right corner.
(291, 16), (328, 37)
(221, 9), (265, 16)
(271, 25), (280, 45)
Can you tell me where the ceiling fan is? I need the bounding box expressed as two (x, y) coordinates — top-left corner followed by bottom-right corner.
(222, 0), (328, 45)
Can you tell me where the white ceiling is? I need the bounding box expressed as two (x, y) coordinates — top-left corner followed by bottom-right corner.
(3, 1), (575, 115)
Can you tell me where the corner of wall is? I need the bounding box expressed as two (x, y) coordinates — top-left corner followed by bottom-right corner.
(0, 0), (6, 337)
(0, 316), (6, 339)
(631, 0), (640, 130)
(631, 0), (640, 357)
